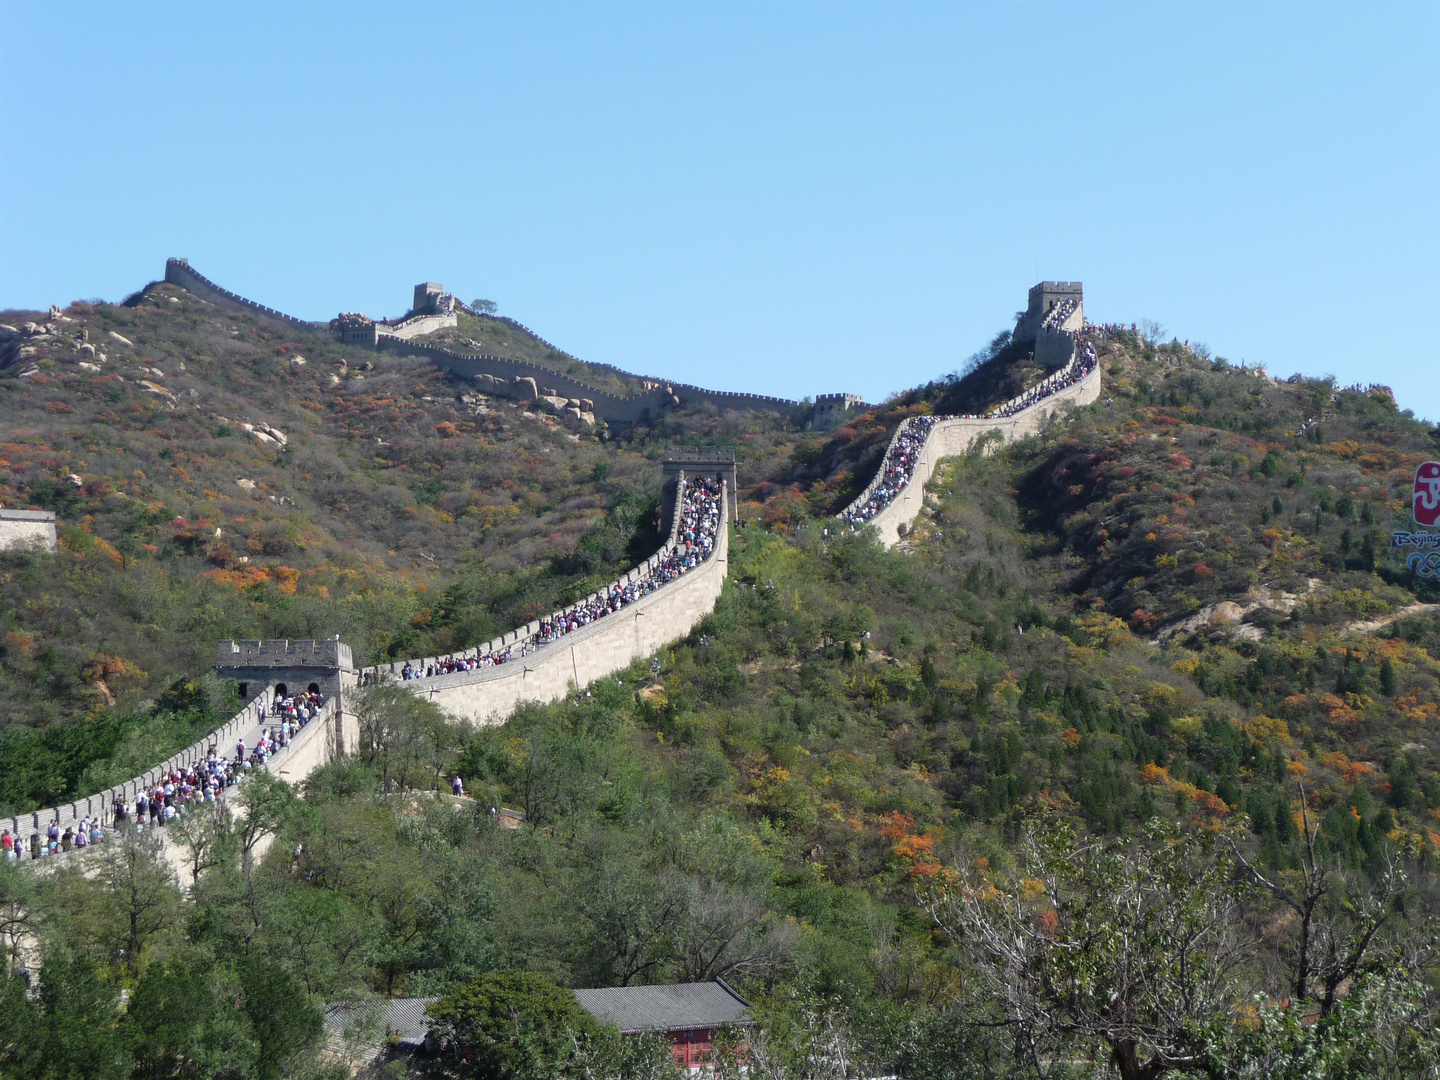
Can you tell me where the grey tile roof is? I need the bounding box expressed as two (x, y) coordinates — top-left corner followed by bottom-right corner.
(324, 997), (438, 1048)
(574, 981), (752, 1034)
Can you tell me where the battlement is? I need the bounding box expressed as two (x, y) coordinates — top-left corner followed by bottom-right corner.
(216, 639), (353, 670)
(165, 258), (327, 331)
(162, 260), (873, 427)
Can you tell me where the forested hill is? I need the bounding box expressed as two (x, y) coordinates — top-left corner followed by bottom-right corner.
(3, 280), (1440, 1077)
(0, 280), (810, 805)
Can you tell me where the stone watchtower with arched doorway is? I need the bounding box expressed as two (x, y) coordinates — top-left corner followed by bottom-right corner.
(215, 639), (360, 757)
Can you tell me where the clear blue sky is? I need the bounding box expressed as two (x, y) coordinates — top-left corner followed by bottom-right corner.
(4, 3), (1437, 421)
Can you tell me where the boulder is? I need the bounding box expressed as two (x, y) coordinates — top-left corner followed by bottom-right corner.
(65, 474), (83, 488)
(289, 356), (306, 366)
(514, 375), (538, 400)
(565, 406), (583, 421)
(235, 479), (257, 491)
(77, 362), (101, 372)
(580, 398), (594, 412)
(1209, 602), (1244, 625)
(579, 411), (595, 426)
(542, 395), (569, 413)
(77, 343), (96, 358)
(107, 331), (133, 347)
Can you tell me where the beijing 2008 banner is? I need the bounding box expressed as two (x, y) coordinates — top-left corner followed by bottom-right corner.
(1393, 462), (1440, 577)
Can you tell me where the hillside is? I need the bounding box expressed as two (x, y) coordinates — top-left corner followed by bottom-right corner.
(2, 281), (1440, 1078)
(0, 281), (812, 810)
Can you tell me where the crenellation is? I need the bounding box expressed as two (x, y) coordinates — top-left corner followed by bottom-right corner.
(164, 260), (864, 430)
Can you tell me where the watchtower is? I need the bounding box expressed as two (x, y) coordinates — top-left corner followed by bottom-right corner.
(812, 393), (865, 428)
(1014, 281), (1083, 345)
(216, 638), (354, 706)
(413, 283), (454, 317)
(663, 448), (738, 524)
(335, 312), (378, 345)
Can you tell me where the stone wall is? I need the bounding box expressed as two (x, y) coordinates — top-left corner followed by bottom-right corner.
(414, 516), (728, 725)
(10, 699), (344, 873)
(378, 337), (815, 427)
(4, 691), (267, 849)
(163, 259), (327, 331)
(0, 509), (57, 552)
(383, 475), (727, 725)
(164, 260), (848, 427)
(380, 313), (458, 340)
(844, 362), (1101, 548)
(1034, 324), (1079, 370)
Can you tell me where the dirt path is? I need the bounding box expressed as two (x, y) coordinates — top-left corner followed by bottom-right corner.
(1341, 602), (1439, 636)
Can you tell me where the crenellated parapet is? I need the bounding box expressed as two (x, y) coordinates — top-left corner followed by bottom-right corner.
(162, 260), (858, 429)
(164, 258), (329, 331)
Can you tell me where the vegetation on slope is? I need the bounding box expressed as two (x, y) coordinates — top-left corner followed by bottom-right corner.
(3, 284), (1440, 1077)
(0, 285), (811, 812)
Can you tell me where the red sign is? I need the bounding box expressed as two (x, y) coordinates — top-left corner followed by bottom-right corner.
(1416, 462), (1440, 527)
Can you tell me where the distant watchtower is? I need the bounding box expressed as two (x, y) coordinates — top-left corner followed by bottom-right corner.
(813, 393), (865, 429)
(413, 283), (455, 317)
(1014, 281), (1083, 346)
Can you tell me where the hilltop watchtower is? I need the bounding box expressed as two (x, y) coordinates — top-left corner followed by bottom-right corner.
(1014, 281), (1083, 346)
(413, 283), (455, 317)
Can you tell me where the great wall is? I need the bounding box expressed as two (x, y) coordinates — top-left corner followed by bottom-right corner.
(9, 276), (1102, 869)
(165, 259), (846, 430)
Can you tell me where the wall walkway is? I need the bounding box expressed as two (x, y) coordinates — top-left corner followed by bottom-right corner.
(837, 345), (1102, 548)
(385, 476), (728, 724)
(163, 259), (820, 426)
(8, 698), (342, 873)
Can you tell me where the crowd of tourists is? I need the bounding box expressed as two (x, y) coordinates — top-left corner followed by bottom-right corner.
(840, 338), (1099, 529)
(267, 688), (325, 724)
(391, 477), (726, 682)
(981, 338), (1097, 420)
(4, 688), (327, 862)
(1041, 298), (1079, 329)
(839, 416), (941, 527)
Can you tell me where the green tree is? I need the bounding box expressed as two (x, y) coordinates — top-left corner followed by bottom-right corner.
(32, 949), (131, 1080)
(127, 952), (261, 1080)
(355, 684), (455, 793)
(921, 819), (1251, 1080)
(427, 969), (603, 1080)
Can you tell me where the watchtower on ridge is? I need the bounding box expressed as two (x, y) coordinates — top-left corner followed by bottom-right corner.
(413, 283), (455, 317)
(1013, 281), (1083, 345)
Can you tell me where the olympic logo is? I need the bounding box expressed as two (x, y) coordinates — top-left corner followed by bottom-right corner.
(1407, 551), (1440, 579)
